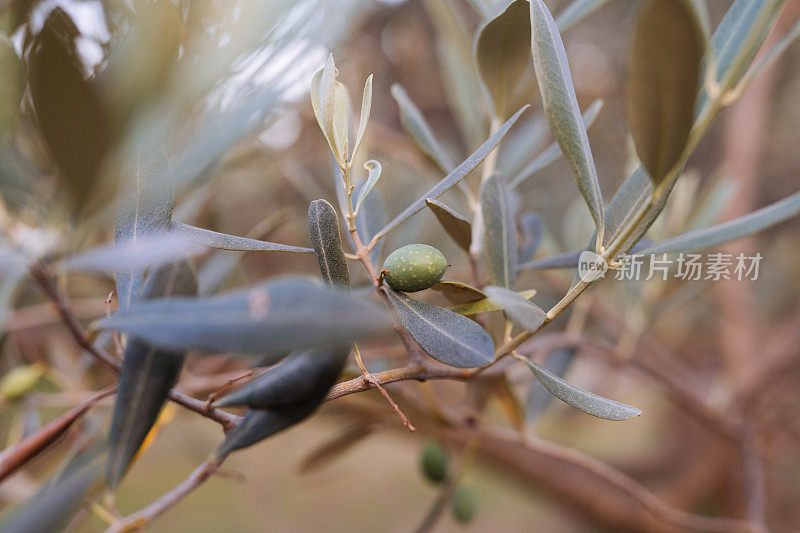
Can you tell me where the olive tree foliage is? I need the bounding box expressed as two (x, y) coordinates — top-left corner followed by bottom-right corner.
(0, 0), (799, 530)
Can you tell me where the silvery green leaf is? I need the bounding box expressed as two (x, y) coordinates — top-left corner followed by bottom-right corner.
(170, 221), (313, 253)
(601, 166), (652, 248)
(519, 356), (642, 420)
(481, 175), (518, 288)
(627, 0), (704, 185)
(114, 148), (174, 309)
(509, 99), (603, 189)
(351, 74), (373, 162)
(449, 289), (537, 316)
(386, 289), (494, 368)
(555, 0), (611, 32)
(308, 199), (350, 289)
(485, 286), (546, 331)
(63, 233), (204, 274)
(215, 403), (318, 459)
(431, 280), (486, 304)
(96, 276), (389, 358)
(518, 211), (543, 262)
(318, 54), (338, 155)
(527, 348), (575, 421)
(332, 81), (349, 163)
(390, 84), (456, 173)
(352, 178), (386, 265)
(107, 260), (198, 489)
(518, 239), (653, 271)
(425, 198), (472, 252)
(353, 160), (381, 217)
(734, 15), (800, 95)
(638, 190), (800, 255)
(372, 106), (527, 244)
(475, 0), (532, 118)
(530, 0), (604, 242)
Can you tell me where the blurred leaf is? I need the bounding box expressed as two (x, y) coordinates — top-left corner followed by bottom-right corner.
(489, 374), (527, 430)
(96, 277), (389, 358)
(481, 175), (518, 288)
(215, 404), (318, 459)
(386, 290), (494, 368)
(0, 34), (23, 141)
(332, 82), (349, 162)
(555, 0), (611, 32)
(735, 15), (800, 94)
(530, 0), (604, 242)
(352, 75), (373, 162)
(0, 444), (104, 533)
(627, 0), (704, 186)
(0, 364), (44, 403)
(425, 198), (472, 252)
(509, 99), (603, 189)
(215, 345), (350, 408)
(527, 348), (575, 421)
(308, 199), (351, 289)
(107, 260), (198, 489)
(0, 265), (26, 334)
(475, 0), (532, 118)
(372, 106), (527, 244)
(518, 211), (543, 262)
(62, 233), (204, 274)
(27, 8), (113, 216)
(390, 84), (456, 173)
(601, 166), (652, 248)
(518, 239), (653, 271)
(638, 190), (800, 255)
(299, 422), (373, 474)
(114, 148), (174, 310)
(449, 289), (537, 315)
(171, 221), (313, 253)
(431, 280), (486, 304)
(484, 286), (546, 331)
(352, 178), (386, 265)
(519, 357), (642, 420)
(354, 160), (382, 217)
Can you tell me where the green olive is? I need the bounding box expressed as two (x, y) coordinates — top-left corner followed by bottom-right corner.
(420, 439), (449, 483)
(383, 244), (447, 292)
(451, 486), (478, 524)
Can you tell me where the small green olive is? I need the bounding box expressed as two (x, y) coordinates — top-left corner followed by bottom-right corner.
(420, 439), (449, 483)
(383, 244), (447, 292)
(451, 486), (478, 524)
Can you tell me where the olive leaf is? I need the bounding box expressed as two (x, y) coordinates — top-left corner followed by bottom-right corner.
(27, 8), (113, 217)
(431, 280), (487, 304)
(311, 55), (348, 166)
(308, 199), (351, 288)
(425, 198), (472, 252)
(518, 356), (642, 420)
(390, 84), (456, 173)
(353, 160), (382, 218)
(627, 0), (704, 186)
(106, 260), (198, 489)
(115, 148), (174, 310)
(527, 347), (575, 420)
(475, 0), (532, 119)
(215, 404), (319, 459)
(449, 289), (537, 316)
(637, 190), (800, 255)
(352, 75), (373, 162)
(352, 178), (386, 265)
(171, 221), (313, 254)
(555, 0), (611, 32)
(484, 286), (546, 331)
(386, 290), (494, 368)
(518, 211), (543, 262)
(481, 175), (518, 289)
(371, 105), (527, 245)
(517, 239), (653, 271)
(530, 0), (604, 244)
(96, 277), (389, 358)
(508, 99), (603, 189)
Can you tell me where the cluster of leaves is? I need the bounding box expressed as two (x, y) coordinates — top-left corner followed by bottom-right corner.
(1, 0), (800, 529)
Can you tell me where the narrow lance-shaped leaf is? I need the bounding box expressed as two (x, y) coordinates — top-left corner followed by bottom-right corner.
(386, 289), (494, 368)
(484, 286), (546, 331)
(450, 289), (537, 316)
(637, 190), (800, 255)
(352, 178), (386, 265)
(390, 84), (456, 173)
(308, 199), (350, 288)
(170, 221), (313, 253)
(527, 348), (575, 420)
(509, 99), (603, 189)
(332, 81), (349, 163)
(431, 280), (486, 304)
(106, 260), (198, 489)
(353, 160), (381, 217)
(96, 277), (389, 359)
(373, 106), (528, 245)
(63, 233), (205, 274)
(351, 74), (373, 162)
(627, 0), (704, 186)
(530, 0), (604, 243)
(475, 0), (532, 119)
(215, 404), (317, 459)
(518, 211), (543, 261)
(425, 198), (472, 252)
(115, 148), (174, 309)
(518, 356), (642, 420)
(481, 175), (518, 288)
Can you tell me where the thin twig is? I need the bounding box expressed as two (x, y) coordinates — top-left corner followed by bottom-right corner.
(353, 344), (415, 431)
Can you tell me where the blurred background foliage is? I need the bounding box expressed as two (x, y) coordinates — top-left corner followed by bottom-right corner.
(1, 0), (800, 531)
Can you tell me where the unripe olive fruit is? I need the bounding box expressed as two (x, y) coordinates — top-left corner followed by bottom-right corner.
(383, 244), (447, 292)
(451, 486), (478, 524)
(420, 439), (449, 483)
